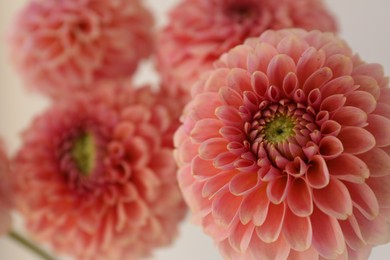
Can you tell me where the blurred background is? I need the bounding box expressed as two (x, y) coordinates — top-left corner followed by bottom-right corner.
(0, 0), (389, 259)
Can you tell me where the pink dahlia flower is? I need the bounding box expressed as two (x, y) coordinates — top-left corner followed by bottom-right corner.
(157, 0), (338, 99)
(175, 29), (390, 259)
(13, 85), (186, 260)
(0, 141), (11, 235)
(9, 0), (154, 97)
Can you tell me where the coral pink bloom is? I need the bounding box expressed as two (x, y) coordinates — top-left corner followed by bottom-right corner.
(157, 0), (338, 100)
(9, 0), (154, 97)
(0, 141), (11, 235)
(174, 29), (390, 259)
(13, 85), (186, 260)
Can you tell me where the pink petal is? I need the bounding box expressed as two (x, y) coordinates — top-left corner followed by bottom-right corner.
(339, 215), (365, 250)
(320, 94), (346, 114)
(337, 127), (375, 154)
(202, 171), (235, 198)
(365, 114), (390, 147)
(302, 67), (333, 94)
(307, 155), (330, 188)
(228, 221), (255, 252)
(277, 34), (309, 63)
(331, 106), (367, 127)
(318, 135), (344, 159)
(324, 54), (353, 78)
(344, 182), (379, 220)
(267, 54), (296, 88)
(239, 185), (269, 226)
(311, 206), (346, 259)
(287, 178), (313, 217)
(212, 189), (242, 227)
(201, 68), (230, 93)
(353, 75), (380, 99)
(313, 177), (353, 219)
(366, 174), (390, 208)
(251, 71), (270, 98)
(320, 120), (341, 136)
(192, 155), (221, 178)
(227, 68), (252, 93)
(229, 171), (259, 196)
(320, 76), (356, 99)
(219, 125), (245, 142)
(249, 232), (290, 260)
(283, 207), (312, 251)
(213, 151), (238, 170)
(199, 137), (228, 160)
(345, 90), (377, 114)
(256, 203), (285, 243)
(248, 43), (279, 73)
(176, 138), (199, 164)
(296, 47), (326, 84)
(357, 147), (390, 177)
(215, 105), (243, 127)
(190, 118), (223, 143)
(355, 208), (390, 245)
(266, 175), (290, 204)
(282, 72), (299, 98)
(326, 153), (369, 183)
(288, 246), (319, 260)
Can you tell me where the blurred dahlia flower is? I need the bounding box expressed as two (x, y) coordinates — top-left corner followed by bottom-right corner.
(9, 0), (154, 97)
(157, 0), (338, 98)
(174, 29), (390, 259)
(13, 85), (186, 260)
(0, 141), (11, 235)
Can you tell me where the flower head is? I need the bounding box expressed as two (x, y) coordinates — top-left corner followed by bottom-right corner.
(0, 141), (11, 235)
(175, 29), (390, 259)
(13, 85), (186, 260)
(157, 0), (338, 99)
(9, 0), (154, 97)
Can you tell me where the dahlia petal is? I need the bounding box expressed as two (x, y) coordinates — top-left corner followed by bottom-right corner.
(288, 246), (319, 260)
(190, 118), (223, 143)
(320, 94), (346, 113)
(345, 90), (377, 114)
(307, 88), (322, 109)
(355, 208), (390, 245)
(229, 221), (255, 252)
(226, 46), (253, 69)
(320, 120), (341, 136)
(318, 135), (344, 159)
(365, 114), (390, 147)
(215, 105), (243, 127)
(313, 177), (352, 219)
(366, 174), (390, 207)
(282, 72), (299, 98)
(219, 87), (243, 108)
(307, 155), (330, 188)
(212, 189), (242, 227)
(331, 106), (367, 127)
(339, 215), (366, 250)
(227, 68), (252, 93)
(213, 151), (238, 170)
(277, 34), (309, 63)
(202, 214), (229, 241)
(202, 68), (230, 93)
(250, 229), (290, 260)
(302, 67), (333, 94)
(344, 182), (379, 220)
(239, 186), (269, 226)
(320, 76), (356, 98)
(202, 171), (235, 199)
(251, 71), (270, 97)
(283, 207), (312, 251)
(266, 175), (290, 204)
(353, 75), (380, 99)
(229, 171), (259, 196)
(177, 138), (199, 164)
(374, 103), (390, 119)
(337, 127), (375, 154)
(199, 137), (228, 160)
(326, 154), (369, 183)
(324, 54), (353, 78)
(256, 203), (285, 243)
(248, 43), (279, 73)
(267, 54), (297, 87)
(296, 47), (326, 84)
(192, 155), (221, 178)
(188, 92), (221, 120)
(311, 206), (345, 259)
(219, 126), (245, 142)
(357, 147), (390, 177)
(346, 245), (372, 260)
(287, 178), (313, 217)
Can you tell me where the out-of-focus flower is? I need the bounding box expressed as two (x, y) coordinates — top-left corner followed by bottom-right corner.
(174, 29), (390, 259)
(9, 0), (154, 97)
(157, 0), (338, 99)
(0, 141), (11, 235)
(13, 85), (186, 260)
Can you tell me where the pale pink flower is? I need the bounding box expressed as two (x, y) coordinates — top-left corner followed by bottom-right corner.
(13, 85), (186, 260)
(174, 29), (390, 259)
(9, 0), (154, 97)
(0, 141), (11, 235)
(157, 0), (338, 99)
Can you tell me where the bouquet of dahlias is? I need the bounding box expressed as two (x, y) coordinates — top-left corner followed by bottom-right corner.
(0, 0), (390, 259)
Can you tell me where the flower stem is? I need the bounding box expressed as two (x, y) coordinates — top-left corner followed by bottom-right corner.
(8, 230), (56, 260)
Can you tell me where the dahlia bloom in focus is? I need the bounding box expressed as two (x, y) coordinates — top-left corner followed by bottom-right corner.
(175, 29), (390, 259)
(157, 0), (338, 98)
(0, 141), (11, 235)
(13, 85), (186, 260)
(9, 0), (154, 97)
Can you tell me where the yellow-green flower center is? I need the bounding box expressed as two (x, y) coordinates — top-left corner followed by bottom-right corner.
(71, 133), (96, 175)
(264, 115), (295, 143)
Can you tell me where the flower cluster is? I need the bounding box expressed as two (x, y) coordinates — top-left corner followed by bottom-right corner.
(174, 29), (390, 259)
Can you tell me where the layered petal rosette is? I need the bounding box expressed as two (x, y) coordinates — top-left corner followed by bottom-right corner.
(13, 85), (186, 260)
(174, 29), (390, 259)
(9, 0), (154, 97)
(157, 0), (337, 99)
(0, 141), (12, 235)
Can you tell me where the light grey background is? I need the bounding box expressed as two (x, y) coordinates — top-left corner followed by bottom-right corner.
(0, 0), (389, 259)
